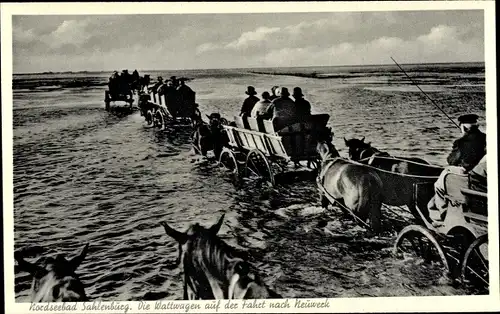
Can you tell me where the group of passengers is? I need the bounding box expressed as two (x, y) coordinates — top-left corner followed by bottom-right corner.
(108, 69), (140, 97)
(428, 113), (487, 223)
(147, 76), (196, 117)
(240, 85), (312, 130)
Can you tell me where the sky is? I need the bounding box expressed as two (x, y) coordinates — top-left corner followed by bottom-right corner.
(12, 10), (484, 73)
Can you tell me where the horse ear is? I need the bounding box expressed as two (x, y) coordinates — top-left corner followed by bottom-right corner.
(206, 115), (211, 120)
(161, 222), (188, 244)
(344, 137), (348, 145)
(15, 252), (46, 278)
(69, 243), (89, 272)
(210, 214), (225, 235)
(361, 136), (365, 142)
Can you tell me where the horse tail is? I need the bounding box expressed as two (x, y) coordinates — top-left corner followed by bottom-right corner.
(354, 171), (383, 233)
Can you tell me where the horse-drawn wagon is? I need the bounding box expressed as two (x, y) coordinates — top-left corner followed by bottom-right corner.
(316, 153), (488, 291)
(219, 114), (330, 185)
(104, 88), (135, 111)
(392, 170), (488, 292)
(138, 86), (201, 130)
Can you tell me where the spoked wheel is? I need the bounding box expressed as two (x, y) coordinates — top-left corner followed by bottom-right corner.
(191, 108), (202, 128)
(154, 111), (166, 130)
(461, 234), (488, 291)
(145, 110), (154, 126)
(105, 91), (111, 111)
(219, 148), (240, 183)
(307, 158), (321, 170)
(244, 149), (274, 186)
(393, 225), (449, 277)
(441, 230), (475, 278)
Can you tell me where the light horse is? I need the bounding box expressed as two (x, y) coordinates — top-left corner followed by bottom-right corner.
(344, 137), (430, 174)
(317, 135), (384, 233)
(15, 244), (89, 302)
(192, 113), (229, 160)
(160, 215), (280, 300)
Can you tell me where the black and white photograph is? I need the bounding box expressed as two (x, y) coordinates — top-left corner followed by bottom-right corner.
(2, 1), (498, 313)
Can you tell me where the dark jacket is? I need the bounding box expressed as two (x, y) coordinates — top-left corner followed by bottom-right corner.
(446, 127), (486, 171)
(294, 98), (311, 116)
(240, 96), (259, 117)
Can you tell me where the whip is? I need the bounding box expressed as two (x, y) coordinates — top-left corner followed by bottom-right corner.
(390, 57), (460, 130)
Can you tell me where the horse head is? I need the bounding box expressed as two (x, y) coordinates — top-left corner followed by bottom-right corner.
(15, 244), (89, 302)
(316, 128), (339, 162)
(160, 215), (278, 299)
(206, 113), (224, 130)
(344, 137), (372, 161)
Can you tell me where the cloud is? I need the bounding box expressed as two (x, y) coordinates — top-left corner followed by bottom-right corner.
(196, 42), (222, 54)
(48, 19), (92, 48)
(260, 25), (483, 67)
(225, 26), (281, 50)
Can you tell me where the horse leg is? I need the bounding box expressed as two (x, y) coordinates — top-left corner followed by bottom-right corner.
(319, 193), (330, 208)
(367, 198), (382, 234)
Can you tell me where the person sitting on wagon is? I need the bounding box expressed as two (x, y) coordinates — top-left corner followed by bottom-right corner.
(170, 76), (179, 88)
(177, 78), (195, 105)
(251, 91), (272, 119)
(427, 113), (486, 221)
(240, 86), (259, 117)
(108, 71), (120, 97)
(150, 76), (164, 93)
(264, 87), (300, 131)
(269, 86), (280, 101)
(292, 87), (311, 118)
(469, 153), (487, 192)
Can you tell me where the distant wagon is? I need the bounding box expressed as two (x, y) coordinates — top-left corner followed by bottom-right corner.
(138, 78), (201, 129)
(104, 75), (135, 111)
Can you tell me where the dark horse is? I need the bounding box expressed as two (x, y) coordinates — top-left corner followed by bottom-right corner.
(344, 137), (430, 174)
(160, 215), (280, 299)
(192, 113), (229, 160)
(15, 244), (89, 302)
(317, 134), (384, 233)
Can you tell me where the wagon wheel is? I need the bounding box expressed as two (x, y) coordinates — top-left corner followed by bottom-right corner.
(154, 111), (166, 131)
(393, 225), (449, 275)
(145, 109), (154, 126)
(219, 148), (240, 183)
(244, 149), (275, 186)
(191, 108), (202, 128)
(105, 91), (111, 111)
(441, 229), (475, 278)
(461, 234), (488, 290)
(307, 158), (321, 170)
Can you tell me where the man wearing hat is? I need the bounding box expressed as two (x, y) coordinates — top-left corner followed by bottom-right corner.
(292, 87), (311, 117)
(150, 76), (164, 93)
(264, 87), (299, 130)
(428, 113), (486, 223)
(240, 86), (260, 117)
(447, 113), (486, 170)
(170, 76), (179, 88)
(177, 78), (195, 105)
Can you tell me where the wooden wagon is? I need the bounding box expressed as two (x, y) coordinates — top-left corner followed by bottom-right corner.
(104, 89), (135, 111)
(139, 88), (201, 130)
(219, 114), (330, 185)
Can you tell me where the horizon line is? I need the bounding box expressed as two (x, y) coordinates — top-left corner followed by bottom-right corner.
(13, 60), (485, 75)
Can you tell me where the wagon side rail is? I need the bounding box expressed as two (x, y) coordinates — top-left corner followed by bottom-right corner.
(461, 188), (488, 232)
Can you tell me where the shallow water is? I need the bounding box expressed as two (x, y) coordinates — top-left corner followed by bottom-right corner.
(12, 63), (486, 300)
